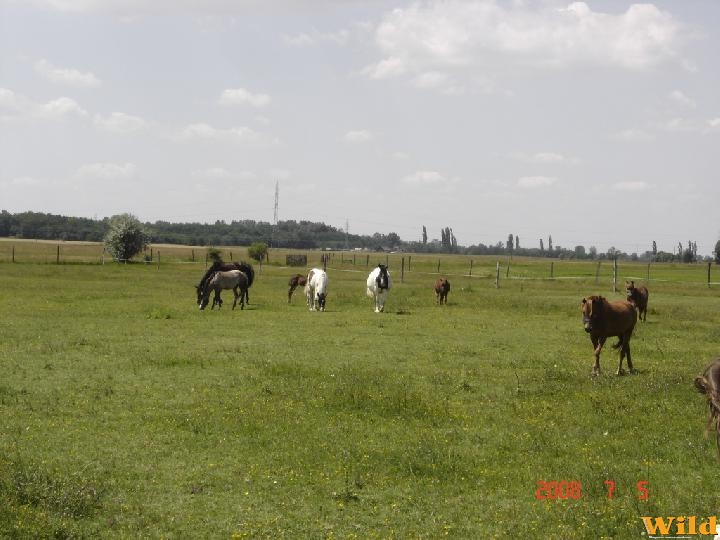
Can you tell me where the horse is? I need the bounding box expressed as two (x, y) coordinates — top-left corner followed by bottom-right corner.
(366, 264), (391, 313)
(304, 268), (329, 311)
(288, 273), (307, 303)
(694, 357), (720, 457)
(196, 261), (255, 306)
(198, 270), (249, 310)
(625, 280), (649, 322)
(434, 277), (450, 305)
(581, 295), (637, 375)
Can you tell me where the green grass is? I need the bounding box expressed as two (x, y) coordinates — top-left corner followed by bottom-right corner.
(1, 252), (719, 538)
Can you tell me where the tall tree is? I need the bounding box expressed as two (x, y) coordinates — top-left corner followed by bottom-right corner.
(715, 239), (720, 264)
(104, 213), (148, 262)
(507, 233), (514, 252)
(540, 238), (544, 252)
(548, 235), (553, 252)
(422, 225), (427, 245)
(515, 235), (519, 249)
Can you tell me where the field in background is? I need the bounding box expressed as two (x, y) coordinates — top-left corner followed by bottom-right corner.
(1, 239), (720, 538)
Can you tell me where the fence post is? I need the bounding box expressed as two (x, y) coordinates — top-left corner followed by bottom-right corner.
(366, 255), (369, 266)
(437, 259), (441, 273)
(57, 245), (60, 264)
(157, 251), (160, 270)
(469, 259), (473, 277)
(613, 257), (618, 293)
(192, 249), (195, 262)
(12, 245), (15, 263)
(401, 257), (405, 283)
(495, 261), (500, 288)
(506, 256), (510, 278)
(595, 261), (601, 284)
(709, 261), (712, 288)
(408, 256), (411, 271)
(550, 262), (554, 279)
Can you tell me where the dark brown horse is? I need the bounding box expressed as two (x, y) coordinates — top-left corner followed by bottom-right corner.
(434, 277), (450, 305)
(695, 358), (720, 457)
(198, 270), (249, 311)
(581, 295), (637, 375)
(196, 261), (255, 306)
(625, 280), (649, 322)
(288, 273), (307, 303)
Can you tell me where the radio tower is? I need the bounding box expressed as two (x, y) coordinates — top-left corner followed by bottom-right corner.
(273, 181), (279, 226)
(272, 181), (279, 247)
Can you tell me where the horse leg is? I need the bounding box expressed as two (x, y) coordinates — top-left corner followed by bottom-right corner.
(240, 287), (245, 310)
(592, 336), (605, 375)
(288, 285), (295, 303)
(623, 335), (634, 374)
(231, 286), (239, 310)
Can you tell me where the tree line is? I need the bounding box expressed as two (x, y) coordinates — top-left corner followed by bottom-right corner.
(0, 210), (716, 263)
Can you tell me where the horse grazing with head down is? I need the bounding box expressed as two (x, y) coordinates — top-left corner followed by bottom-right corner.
(625, 280), (649, 322)
(694, 357), (720, 457)
(434, 277), (450, 305)
(581, 295), (637, 375)
(198, 270), (249, 311)
(366, 264), (391, 313)
(196, 261), (255, 306)
(288, 274), (307, 303)
(304, 268), (329, 311)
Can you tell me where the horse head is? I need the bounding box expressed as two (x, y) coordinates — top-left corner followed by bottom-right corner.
(625, 280), (636, 299)
(316, 292), (327, 311)
(581, 296), (603, 333)
(375, 264), (389, 290)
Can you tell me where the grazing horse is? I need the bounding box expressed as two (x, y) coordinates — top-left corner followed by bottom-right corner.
(304, 268), (329, 311)
(694, 357), (720, 457)
(199, 270), (249, 310)
(288, 274), (307, 303)
(196, 261), (255, 306)
(625, 280), (649, 322)
(366, 264), (391, 313)
(581, 295), (637, 375)
(434, 277), (450, 305)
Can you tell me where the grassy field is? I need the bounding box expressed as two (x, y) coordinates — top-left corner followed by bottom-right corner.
(1, 243), (719, 538)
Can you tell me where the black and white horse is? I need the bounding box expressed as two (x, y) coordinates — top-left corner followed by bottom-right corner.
(366, 264), (391, 313)
(305, 268), (329, 311)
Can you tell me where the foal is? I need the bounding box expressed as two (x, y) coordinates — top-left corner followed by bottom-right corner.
(694, 357), (720, 456)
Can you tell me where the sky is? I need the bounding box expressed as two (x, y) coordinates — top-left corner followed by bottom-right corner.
(1, 0), (718, 255)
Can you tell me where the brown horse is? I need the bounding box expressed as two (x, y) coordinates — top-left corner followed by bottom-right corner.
(196, 261), (255, 306)
(625, 280), (649, 322)
(288, 273), (307, 303)
(199, 270), (249, 311)
(434, 277), (450, 305)
(694, 358), (720, 457)
(581, 295), (637, 375)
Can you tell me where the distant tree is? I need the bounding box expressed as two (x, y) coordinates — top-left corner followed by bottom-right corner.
(652, 240), (657, 260)
(589, 246), (597, 259)
(515, 235), (519, 249)
(207, 247), (223, 263)
(540, 238), (544, 252)
(247, 242), (268, 263)
(715, 239), (720, 264)
(104, 213), (148, 262)
(574, 245), (586, 258)
(548, 235), (553, 252)
(507, 233), (514, 253)
(386, 232), (401, 246)
(422, 225), (427, 245)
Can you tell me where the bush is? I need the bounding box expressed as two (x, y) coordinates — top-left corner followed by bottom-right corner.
(104, 214), (149, 262)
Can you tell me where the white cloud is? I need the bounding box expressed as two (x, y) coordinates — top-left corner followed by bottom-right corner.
(284, 28), (350, 47)
(219, 88), (271, 107)
(94, 112), (148, 133)
(35, 59), (101, 88)
(614, 128), (655, 142)
(75, 162), (137, 180)
(363, 1), (685, 91)
(402, 170), (447, 185)
(669, 90), (695, 109)
(612, 181), (649, 191)
(178, 122), (278, 145)
(191, 167), (232, 179)
(706, 118), (720, 132)
(517, 176), (557, 188)
(344, 130), (373, 143)
(37, 97), (88, 119)
(513, 151), (575, 164)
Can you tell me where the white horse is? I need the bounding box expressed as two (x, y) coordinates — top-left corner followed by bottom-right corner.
(198, 269), (248, 311)
(305, 268), (329, 311)
(366, 264), (391, 313)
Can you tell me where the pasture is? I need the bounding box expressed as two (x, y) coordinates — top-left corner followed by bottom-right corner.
(1, 246), (719, 538)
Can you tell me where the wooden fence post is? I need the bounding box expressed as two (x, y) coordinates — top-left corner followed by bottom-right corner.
(408, 256), (411, 271)
(550, 262), (554, 279)
(495, 261), (500, 288)
(469, 259), (473, 277)
(12, 245), (15, 263)
(595, 261), (601, 284)
(613, 257), (618, 293)
(437, 259), (441, 273)
(157, 251), (160, 270)
(366, 255), (369, 266)
(401, 257), (405, 283)
(191, 249), (195, 262)
(708, 261), (712, 288)
(56, 245), (60, 264)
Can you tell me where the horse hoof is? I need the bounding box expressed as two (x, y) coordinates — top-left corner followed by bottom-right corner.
(616, 368), (626, 376)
